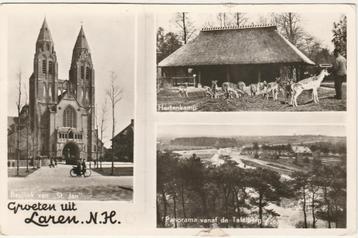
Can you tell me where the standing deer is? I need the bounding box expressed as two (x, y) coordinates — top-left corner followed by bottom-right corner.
(291, 69), (330, 107)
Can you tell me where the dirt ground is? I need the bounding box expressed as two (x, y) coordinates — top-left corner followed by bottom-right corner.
(157, 84), (346, 112)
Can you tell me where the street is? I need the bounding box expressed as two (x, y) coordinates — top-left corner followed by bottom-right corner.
(8, 164), (133, 201)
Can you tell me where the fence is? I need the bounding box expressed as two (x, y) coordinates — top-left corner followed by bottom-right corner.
(158, 76), (196, 89)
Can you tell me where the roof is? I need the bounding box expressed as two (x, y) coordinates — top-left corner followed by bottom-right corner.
(36, 18), (53, 43)
(112, 120), (134, 141)
(291, 145), (312, 154)
(158, 25), (315, 67)
(74, 26), (90, 51)
(71, 26), (92, 67)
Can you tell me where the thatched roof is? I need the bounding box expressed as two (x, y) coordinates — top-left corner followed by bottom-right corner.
(159, 25), (315, 67)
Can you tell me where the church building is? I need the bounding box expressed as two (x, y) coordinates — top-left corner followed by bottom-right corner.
(27, 18), (100, 164)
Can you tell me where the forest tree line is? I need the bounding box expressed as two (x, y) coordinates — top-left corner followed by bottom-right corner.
(157, 151), (346, 228)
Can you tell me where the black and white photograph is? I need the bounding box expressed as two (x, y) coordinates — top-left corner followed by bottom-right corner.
(157, 12), (347, 112)
(157, 125), (347, 228)
(7, 10), (135, 201)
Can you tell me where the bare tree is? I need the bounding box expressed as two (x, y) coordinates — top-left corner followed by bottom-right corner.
(23, 82), (30, 173)
(175, 12), (196, 44)
(106, 72), (122, 175)
(16, 70), (22, 176)
(233, 13), (248, 27)
(97, 99), (107, 170)
(272, 13), (304, 46)
(217, 13), (228, 27)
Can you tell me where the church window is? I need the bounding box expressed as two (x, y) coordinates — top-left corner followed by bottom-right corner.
(42, 60), (47, 73)
(81, 66), (84, 79)
(49, 61), (53, 74)
(48, 84), (52, 98)
(43, 84), (46, 98)
(63, 106), (77, 128)
(46, 43), (50, 51)
(86, 67), (91, 80)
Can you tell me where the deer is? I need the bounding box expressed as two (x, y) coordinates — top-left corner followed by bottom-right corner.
(290, 69), (330, 107)
(265, 81), (279, 101)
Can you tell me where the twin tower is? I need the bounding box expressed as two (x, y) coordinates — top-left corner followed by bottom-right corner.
(29, 18), (96, 161)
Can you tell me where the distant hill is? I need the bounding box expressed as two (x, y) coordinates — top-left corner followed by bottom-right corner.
(171, 137), (238, 148)
(158, 135), (345, 150)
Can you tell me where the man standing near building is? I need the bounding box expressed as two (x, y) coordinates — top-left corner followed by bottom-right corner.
(333, 48), (347, 99)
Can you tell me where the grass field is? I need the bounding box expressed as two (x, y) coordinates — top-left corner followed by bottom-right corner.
(157, 84), (346, 112)
(93, 167), (133, 176)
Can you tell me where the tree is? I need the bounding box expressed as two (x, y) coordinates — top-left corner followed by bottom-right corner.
(291, 171), (309, 228)
(175, 12), (196, 44)
(22, 82), (30, 172)
(332, 15), (347, 57)
(106, 72), (122, 175)
(97, 99), (107, 169)
(249, 168), (291, 227)
(233, 12), (248, 27)
(217, 13), (229, 27)
(157, 27), (182, 63)
(16, 70), (22, 176)
(272, 13), (304, 46)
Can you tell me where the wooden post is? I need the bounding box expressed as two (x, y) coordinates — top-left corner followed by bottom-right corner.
(257, 69), (261, 82)
(198, 70), (201, 85)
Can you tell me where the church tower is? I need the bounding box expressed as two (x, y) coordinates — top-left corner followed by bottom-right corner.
(69, 26), (95, 161)
(29, 18), (58, 156)
(69, 26), (95, 107)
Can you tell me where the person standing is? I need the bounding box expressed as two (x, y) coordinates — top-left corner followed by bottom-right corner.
(81, 159), (87, 177)
(333, 48), (347, 99)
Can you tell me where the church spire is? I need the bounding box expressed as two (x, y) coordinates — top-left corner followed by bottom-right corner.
(36, 17), (53, 43)
(71, 25), (91, 67)
(74, 25), (90, 51)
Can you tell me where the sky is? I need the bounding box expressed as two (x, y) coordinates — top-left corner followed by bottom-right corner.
(157, 11), (344, 51)
(158, 125), (346, 138)
(6, 5), (135, 147)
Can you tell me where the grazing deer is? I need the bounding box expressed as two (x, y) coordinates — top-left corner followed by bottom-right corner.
(250, 84), (257, 96)
(211, 80), (218, 98)
(237, 81), (246, 91)
(291, 69), (330, 107)
(222, 82), (242, 99)
(265, 82), (279, 101)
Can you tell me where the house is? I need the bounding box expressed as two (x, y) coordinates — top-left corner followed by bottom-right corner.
(158, 25), (315, 88)
(291, 145), (312, 155)
(111, 119), (134, 162)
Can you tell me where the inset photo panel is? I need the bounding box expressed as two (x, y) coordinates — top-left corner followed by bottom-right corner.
(7, 7), (135, 202)
(156, 12), (348, 112)
(157, 124), (347, 229)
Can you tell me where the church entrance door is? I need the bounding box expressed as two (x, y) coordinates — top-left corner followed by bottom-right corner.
(63, 142), (80, 165)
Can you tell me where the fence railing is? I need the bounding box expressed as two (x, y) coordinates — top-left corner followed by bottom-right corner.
(158, 76), (196, 88)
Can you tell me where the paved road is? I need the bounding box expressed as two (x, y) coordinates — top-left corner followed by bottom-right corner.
(8, 164), (133, 201)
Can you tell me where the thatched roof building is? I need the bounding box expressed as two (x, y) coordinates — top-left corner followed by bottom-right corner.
(158, 25), (315, 87)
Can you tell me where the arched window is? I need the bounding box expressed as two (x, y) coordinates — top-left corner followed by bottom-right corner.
(86, 67), (91, 80)
(49, 61), (53, 74)
(63, 106), (76, 128)
(48, 84), (52, 99)
(80, 66), (84, 79)
(42, 60), (47, 74)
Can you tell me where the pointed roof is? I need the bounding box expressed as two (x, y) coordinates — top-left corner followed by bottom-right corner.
(73, 26), (90, 51)
(159, 25), (315, 67)
(36, 18), (53, 42)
